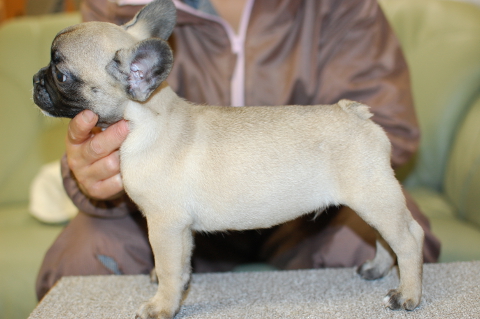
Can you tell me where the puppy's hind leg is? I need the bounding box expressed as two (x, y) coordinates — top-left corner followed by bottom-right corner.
(347, 182), (424, 311)
(136, 216), (194, 319)
(383, 216), (424, 311)
(357, 233), (395, 281)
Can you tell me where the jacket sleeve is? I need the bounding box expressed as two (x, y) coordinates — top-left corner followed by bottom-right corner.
(317, 0), (419, 168)
(61, 155), (138, 218)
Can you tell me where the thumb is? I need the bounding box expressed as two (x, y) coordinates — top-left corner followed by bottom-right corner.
(67, 110), (98, 145)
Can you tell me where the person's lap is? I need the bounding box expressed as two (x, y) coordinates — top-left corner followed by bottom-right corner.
(36, 190), (440, 300)
(36, 211), (153, 300)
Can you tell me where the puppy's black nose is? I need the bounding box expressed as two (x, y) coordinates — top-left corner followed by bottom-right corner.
(33, 75), (44, 86)
(33, 67), (47, 86)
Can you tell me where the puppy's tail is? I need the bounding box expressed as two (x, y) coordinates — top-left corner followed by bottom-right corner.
(338, 99), (373, 120)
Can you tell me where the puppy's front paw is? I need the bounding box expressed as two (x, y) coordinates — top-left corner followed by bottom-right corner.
(383, 289), (420, 311)
(136, 300), (175, 319)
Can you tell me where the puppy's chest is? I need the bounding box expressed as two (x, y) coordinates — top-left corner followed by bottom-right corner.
(120, 132), (165, 179)
(119, 128), (186, 198)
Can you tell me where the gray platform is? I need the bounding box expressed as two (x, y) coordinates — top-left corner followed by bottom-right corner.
(29, 261), (480, 318)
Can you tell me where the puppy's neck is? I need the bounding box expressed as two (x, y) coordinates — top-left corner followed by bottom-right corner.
(124, 82), (178, 123)
(149, 81), (178, 108)
(121, 81), (188, 155)
(122, 80), (194, 152)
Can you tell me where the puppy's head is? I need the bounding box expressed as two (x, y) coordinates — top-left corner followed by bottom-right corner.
(33, 0), (176, 127)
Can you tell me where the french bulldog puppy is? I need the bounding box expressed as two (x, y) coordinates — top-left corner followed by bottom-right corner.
(33, 0), (424, 318)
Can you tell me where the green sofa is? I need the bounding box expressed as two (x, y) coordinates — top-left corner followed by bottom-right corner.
(0, 0), (480, 318)
(0, 13), (81, 319)
(380, 0), (480, 263)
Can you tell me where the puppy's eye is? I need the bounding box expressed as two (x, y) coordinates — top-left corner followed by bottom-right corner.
(56, 69), (67, 83)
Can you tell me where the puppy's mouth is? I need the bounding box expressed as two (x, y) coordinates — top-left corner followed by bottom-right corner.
(33, 67), (122, 128)
(33, 67), (86, 119)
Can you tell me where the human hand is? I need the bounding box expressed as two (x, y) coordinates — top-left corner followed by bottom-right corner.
(66, 110), (129, 200)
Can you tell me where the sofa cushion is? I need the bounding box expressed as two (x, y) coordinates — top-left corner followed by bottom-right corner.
(0, 13), (81, 205)
(380, 0), (480, 191)
(445, 97), (480, 228)
(29, 161), (78, 223)
(0, 204), (63, 319)
(408, 186), (456, 220)
(409, 186), (480, 262)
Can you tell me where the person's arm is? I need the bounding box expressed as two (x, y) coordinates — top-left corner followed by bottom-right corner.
(317, 0), (419, 168)
(62, 110), (137, 218)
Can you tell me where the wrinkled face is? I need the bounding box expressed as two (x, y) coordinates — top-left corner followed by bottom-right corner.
(33, 22), (138, 127)
(33, 0), (176, 127)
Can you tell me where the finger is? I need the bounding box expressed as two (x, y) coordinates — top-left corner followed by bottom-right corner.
(83, 120), (129, 162)
(79, 150), (122, 185)
(80, 173), (125, 200)
(67, 110), (98, 145)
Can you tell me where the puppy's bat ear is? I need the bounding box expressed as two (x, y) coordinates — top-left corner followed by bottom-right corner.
(123, 0), (176, 40)
(107, 39), (173, 102)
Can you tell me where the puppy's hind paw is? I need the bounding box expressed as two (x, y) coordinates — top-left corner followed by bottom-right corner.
(357, 261), (390, 281)
(383, 289), (419, 311)
(136, 301), (175, 319)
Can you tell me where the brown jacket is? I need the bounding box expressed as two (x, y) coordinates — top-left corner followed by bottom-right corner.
(68, 0), (419, 218)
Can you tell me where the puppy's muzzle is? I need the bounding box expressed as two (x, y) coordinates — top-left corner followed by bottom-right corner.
(33, 67), (46, 87)
(33, 67), (53, 112)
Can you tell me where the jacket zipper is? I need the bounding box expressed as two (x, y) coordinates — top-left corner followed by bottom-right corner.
(174, 0), (255, 107)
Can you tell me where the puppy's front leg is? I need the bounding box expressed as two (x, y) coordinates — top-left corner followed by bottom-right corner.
(136, 216), (193, 319)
